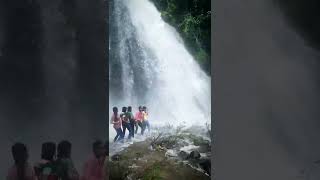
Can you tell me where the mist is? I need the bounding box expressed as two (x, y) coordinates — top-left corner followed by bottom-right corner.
(0, 0), (107, 177)
(214, 0), (320, 179)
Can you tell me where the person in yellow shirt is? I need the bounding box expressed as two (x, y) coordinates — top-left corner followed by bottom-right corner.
(142, 106), (150, 132)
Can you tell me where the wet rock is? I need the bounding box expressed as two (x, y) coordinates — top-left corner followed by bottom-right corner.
(176, 140), (189, 148)
(199, 159), (211, 176)
(166, 149), (177, 157)
(189, 150), (201, 159)
(198, 143), (211, 153)
(178, 151), (189, 160)
(110, 136), (210, 179)
(160, 140), (175, 149)
(111, 154), (121, 161)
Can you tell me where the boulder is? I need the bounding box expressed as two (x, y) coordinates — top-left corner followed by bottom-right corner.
(178, 151), (189, 160)
(189, 150), (201, 159)
(199, 159), (211, 176)
(111, 154), (121, 161)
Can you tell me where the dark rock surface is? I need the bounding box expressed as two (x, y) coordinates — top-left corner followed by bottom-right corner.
(189, 150), (201, 159)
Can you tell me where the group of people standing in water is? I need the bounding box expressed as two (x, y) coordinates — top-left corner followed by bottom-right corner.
(7, 140), (108, 180)
(110, 106), (150, 142)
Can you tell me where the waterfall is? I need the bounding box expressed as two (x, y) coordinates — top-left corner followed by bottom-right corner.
(109, 0), (211, 139)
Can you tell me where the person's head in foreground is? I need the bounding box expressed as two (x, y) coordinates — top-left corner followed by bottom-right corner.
(112, 106), (118, 115)
(138, 106), (142, 112)
(57, 140), (72, 159)
(142, 106), (147, 112)
(10, 143), (29, 179)
(128, 106), (132, 112)
(41, 142), (56, 161)
(122, 106), (127, 113)
(12, 142), (28, 166)
(93, 140), (105, 159)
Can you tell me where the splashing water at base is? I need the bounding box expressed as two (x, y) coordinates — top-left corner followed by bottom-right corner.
(109, 0), (211, 145)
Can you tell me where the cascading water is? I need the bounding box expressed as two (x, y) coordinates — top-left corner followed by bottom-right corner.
(109, 0), (211, 142)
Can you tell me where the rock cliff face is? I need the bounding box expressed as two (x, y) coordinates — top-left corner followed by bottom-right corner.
(0, 0), (107, 175)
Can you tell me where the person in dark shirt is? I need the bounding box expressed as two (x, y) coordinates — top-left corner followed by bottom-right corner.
(7, 143), (36, 180)
(56, 140), (79, 180)
(120, 106), (132, 139)
(127, 106), (135, 138)
(34, 142), (59, 180)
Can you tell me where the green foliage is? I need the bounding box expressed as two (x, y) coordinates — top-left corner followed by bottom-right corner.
(186, 133), (210, 146)
(151, 0), (212, 75)
(142, 162), (164, 180)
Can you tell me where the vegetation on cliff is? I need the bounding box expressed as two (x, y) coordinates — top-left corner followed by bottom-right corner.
(150, 0), (212, 75)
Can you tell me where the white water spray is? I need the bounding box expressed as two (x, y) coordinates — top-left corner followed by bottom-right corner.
(109, 0), (211, 141)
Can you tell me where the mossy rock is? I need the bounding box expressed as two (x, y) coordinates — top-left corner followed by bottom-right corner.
(185, 133), (210, 147)
(110, 138), (210, 180)
(138, 160), (210, 180)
